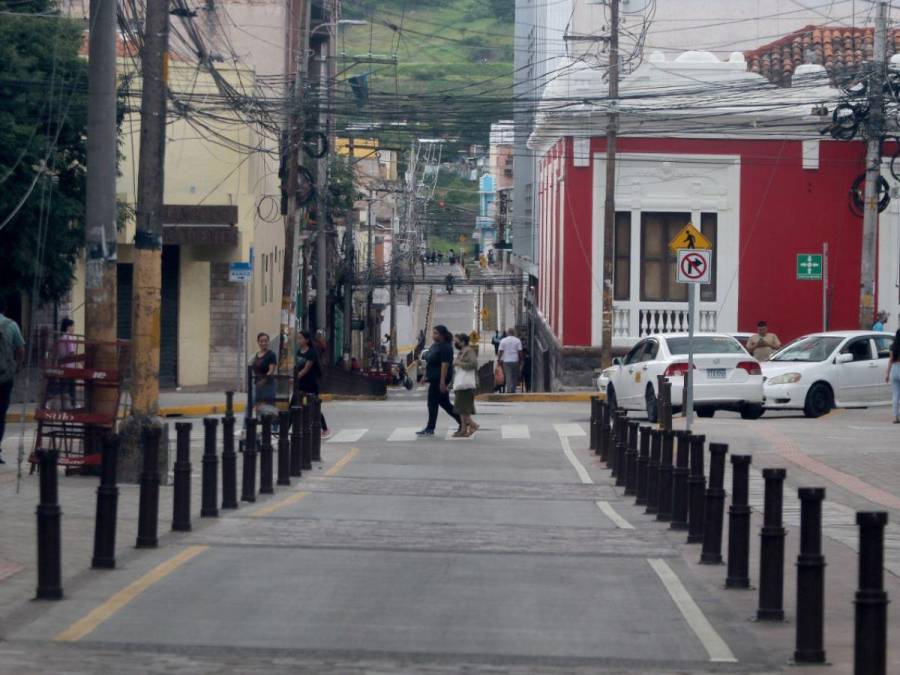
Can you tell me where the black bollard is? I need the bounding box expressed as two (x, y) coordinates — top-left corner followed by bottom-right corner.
(854, 512), (889, 675)
(614, 415), (627, 487)
(35, 449), (62, 600)
(201, 418), (219, 517)
(624, 421), (639, 496)
(686, 434), (706, 544)
(608, 411), (620, 476)
(241, 417), (258, 503)
(290, 405), (303, 477)
(757, 468), (786, 620)
(635, 426), (650, 506)
(225, 390), (234, 417)
(91, 435), (120, 569)
(310, 395), (322, 463)
(794, 488), (825, 663)
(670, 430), (690, 531)
(259, 414), (275, 495)
(599, 401), (611, 464)
(172, 422), (192, 531)
(656, 430), (675, 522)
(725, 455), (752, 589)
(700, 443), (728, 564)
(301, 397), (313, 471)
(657, 376), (672, 432)
(136, 426), (162, 549)
(590, 397), (598, 454)
(277, 410), (292, 486)
(645, 429), (661, 515)
(221, 414), (239, 509)
(794, 487), (826, 665)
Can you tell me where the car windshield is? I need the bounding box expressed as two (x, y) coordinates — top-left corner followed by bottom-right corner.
(666, 337), (745, 355)
(769, 336), (843, 362)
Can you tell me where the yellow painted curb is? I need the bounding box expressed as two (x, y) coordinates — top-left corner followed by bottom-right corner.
(475, 392), (605, 403)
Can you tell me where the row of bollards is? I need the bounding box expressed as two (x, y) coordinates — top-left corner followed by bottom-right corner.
(587, 396), (891, 673)
(35, 392), (324, 602)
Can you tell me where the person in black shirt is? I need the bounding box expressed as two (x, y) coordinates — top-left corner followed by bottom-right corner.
(252, 333), (277, 412)
(296, 330), (330, 437)
(417, 324), (461, 436)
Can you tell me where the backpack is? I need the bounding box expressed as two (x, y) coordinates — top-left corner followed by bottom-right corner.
(0, 317), (18, 384)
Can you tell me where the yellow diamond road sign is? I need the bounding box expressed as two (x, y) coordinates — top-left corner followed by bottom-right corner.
(668, 223), (712, 253)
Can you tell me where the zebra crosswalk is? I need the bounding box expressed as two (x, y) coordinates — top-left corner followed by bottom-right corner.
(325, 423), (579, 444)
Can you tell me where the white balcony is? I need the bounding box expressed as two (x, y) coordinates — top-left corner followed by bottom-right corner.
(612, 303), (721, 339)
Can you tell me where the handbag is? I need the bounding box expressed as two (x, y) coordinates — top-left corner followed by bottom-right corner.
(493, 362), (505, 386)
(453, 366), (477, 390)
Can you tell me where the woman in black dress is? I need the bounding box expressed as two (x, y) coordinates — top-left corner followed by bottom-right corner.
(252, 332), (277, 414)
(296, 330), (330, 438)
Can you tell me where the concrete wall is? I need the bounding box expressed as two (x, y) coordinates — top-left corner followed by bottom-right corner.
(178, 249), (211, 387)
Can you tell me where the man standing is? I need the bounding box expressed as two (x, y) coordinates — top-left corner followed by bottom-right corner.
(0, 297), (25, 464)
(746, 320), (781, 362)
(873, 311), (889, 332)
(497, 328), (523, 393)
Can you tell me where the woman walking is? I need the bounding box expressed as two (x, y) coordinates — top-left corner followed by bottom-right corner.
(887, 329), (900, 423)
(452, 333), (479, 437)
(296, 330), (330, 438)
(252, 332), (277, 414)
(417, 325), (461, 436)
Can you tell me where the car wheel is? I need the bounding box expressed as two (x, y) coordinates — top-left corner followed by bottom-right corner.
(645, 386), (659, 423)
(740, 403), (765, 420)
(607, 385), (619, 411)
(696, 407), (716, 418)
(803, 382), (833, 418)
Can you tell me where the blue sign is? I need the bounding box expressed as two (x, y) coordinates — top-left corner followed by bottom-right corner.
(229, 262), (252, 283)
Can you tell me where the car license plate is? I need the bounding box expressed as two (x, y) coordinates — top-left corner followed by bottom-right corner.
(707, 368), (726, 379)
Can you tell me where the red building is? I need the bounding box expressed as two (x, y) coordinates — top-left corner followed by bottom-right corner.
(527, 48), (900, 387)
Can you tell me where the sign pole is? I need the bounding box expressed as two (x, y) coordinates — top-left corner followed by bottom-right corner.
(822, 243), (829, 331)
(685, 283), (696, 432)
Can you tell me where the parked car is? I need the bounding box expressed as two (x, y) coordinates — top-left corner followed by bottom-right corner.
(597, 333), (764, 422)
(762, 331), (894, 418)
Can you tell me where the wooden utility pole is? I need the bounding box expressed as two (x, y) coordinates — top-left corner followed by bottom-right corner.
(278, 0), (311, 375)
(84, 0), (118, 357)
(600, 0), (619, 368)
(859, 0), (889, 329)
(131, 0), (170, 416)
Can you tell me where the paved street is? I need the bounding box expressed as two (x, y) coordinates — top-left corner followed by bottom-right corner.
(2, 395), (899, 673)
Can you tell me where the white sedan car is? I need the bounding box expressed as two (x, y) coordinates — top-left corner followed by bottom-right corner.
(597, 333), (765, 422)
(762, 331), (895, 417)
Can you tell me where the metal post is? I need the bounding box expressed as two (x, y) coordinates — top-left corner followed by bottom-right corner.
(225, 390), (235, 418)
(600, 401), (611, 463)
(277, 410), (292, 486)
(35, 449), (62, 600)
(685, 284), (696, 430)
(822, 243), (829, 331)
(172, 422), (192, 531)
(624, 421), (639, 496)
(91, 434), (119, 569)
(726, 455), (752, 589)
(241, 417), (258, 503)
(636, 426), (650, 506)
(855, 512), (889, 675)
(590, 397), (598, 454)
(686, 434), (706, 544)
(608, 411), (620, 475)
(645, 429), (661, 515)
(794, 487), (826, 665)
(700, 443), (728, 564)
(221, 414), (239, 509)
(757, 468), (787, 621)
(615, 414), (627, 488)
(670, 430), (690, 530)
(301, 396), (313, 471)
(259, 414), (275, 495)
(310, 395), (322, 463)
(656, 430), (674, 522)
(136, 426), (161, 548)
(290, 405), (303, 477)
(201, 418), (219, 517)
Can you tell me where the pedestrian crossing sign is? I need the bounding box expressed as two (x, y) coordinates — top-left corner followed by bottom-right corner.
(668, 223), (712, 253)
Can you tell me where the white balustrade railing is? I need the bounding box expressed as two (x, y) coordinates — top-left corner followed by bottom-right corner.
(611, 304), (719, 338)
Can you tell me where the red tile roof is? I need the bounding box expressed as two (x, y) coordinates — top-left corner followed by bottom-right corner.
(745, 25), (900, 86)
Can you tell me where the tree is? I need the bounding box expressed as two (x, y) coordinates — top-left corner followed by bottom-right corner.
(0, 2), (88, 304)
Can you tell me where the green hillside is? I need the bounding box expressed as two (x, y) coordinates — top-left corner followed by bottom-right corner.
(339, 0), (514, 145)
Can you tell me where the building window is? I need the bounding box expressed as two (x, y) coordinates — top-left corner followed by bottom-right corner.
(614, 212), (631, 301)
(640, 212), (690, 302)
(700, 213), (717, 302)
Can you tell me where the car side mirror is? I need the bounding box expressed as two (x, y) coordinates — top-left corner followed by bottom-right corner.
(836, 353), (853, 364)
(612, 357), (623, 367)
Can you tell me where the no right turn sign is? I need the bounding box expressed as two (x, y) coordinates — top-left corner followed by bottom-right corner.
(677, 249), (712, 285)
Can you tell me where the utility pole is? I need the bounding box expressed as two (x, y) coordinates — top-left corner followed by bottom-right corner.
(84, 0), (118, 363)
(342, 135), (355, 365)
(131, 0), (170, 417)
(366, 189), (375, 368)
(278, 0), (310, 375)
(600, 0), (619, 368)
(859, 0), (889, 329)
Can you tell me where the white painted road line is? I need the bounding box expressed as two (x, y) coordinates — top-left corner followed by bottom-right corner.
(501, 424), (530, 439)
(387, 427), (419, 442)
(558, 433), (593, 485)
(595, 501), (634, 529)
(553, 423), (586, 437)
(647, 559), (738, 663)
(326, 429), (368, 444)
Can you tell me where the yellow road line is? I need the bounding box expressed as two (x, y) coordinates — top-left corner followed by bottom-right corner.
(249, 491), (309, 518)
(54, 545), (208, 643)
(325, 446), (359, 476)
